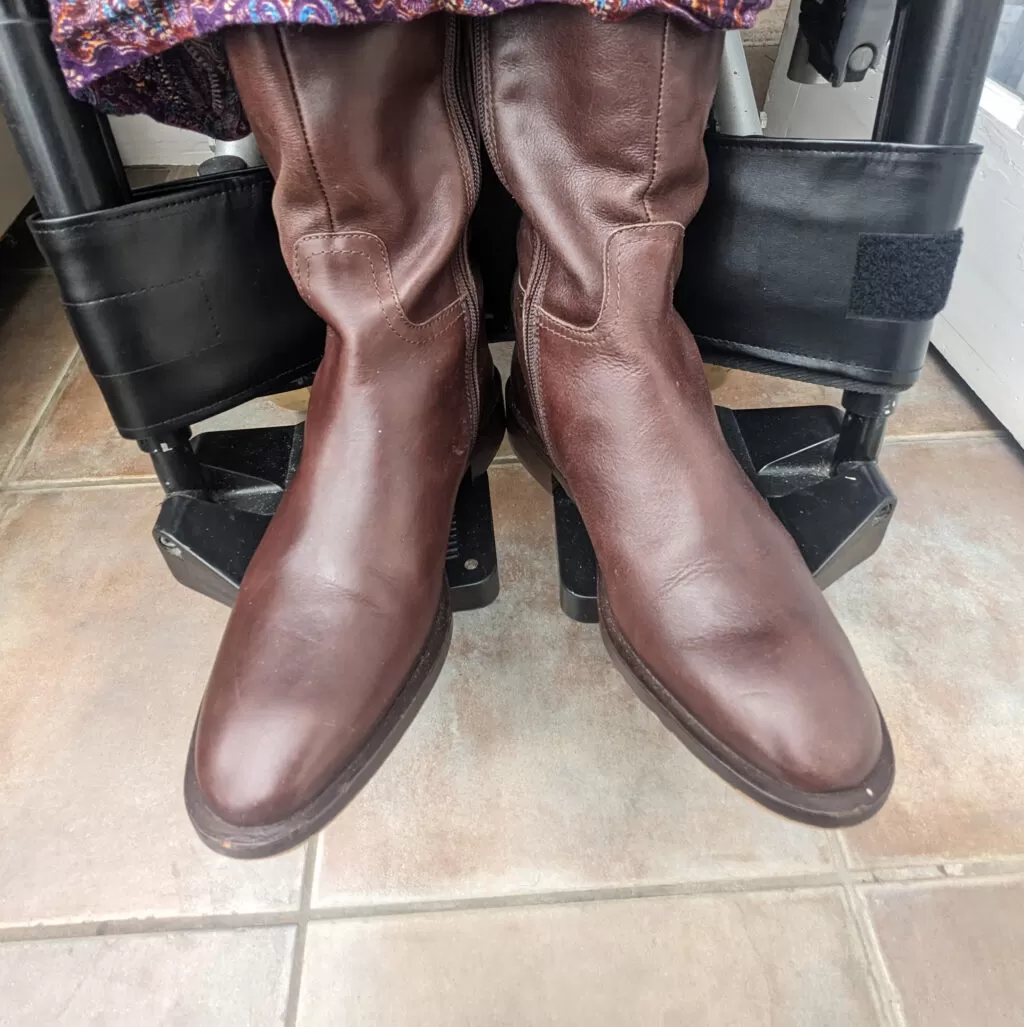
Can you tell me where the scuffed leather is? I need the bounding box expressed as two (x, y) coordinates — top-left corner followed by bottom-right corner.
(193, 17), (488, 827)
(478, 6), (883, 793)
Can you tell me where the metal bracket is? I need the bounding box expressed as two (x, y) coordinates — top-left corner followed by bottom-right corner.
(790, 0), (899, 86)
(153, 424), (500, 612)
(549, 405), (897, 624)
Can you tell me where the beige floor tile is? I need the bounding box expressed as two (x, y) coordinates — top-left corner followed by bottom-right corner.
(126, 166), (175, 189)
(710, 366), (833, 410)
(0, 275), (78, 478)
(0, 927), (294, 1027)
(866, 880), (1024, 1027)
(742, 0), (790, 47)
(711, 350), (998, 439)
(888, 351), (1001, 437)
(165, 165), (200, 183)
(490, 339), (515, 462)
(195, 395), (305, 435)
(491, 338), (513, 383)
(828, 437), (1024, 865)
(745, 46), (778, 109)
(14, 358), (153, 482)
(314, 463), (833, 909)
(14, 356), (304, 485)
(299, 889), (879, 1026)
(0, 487), (304, 926)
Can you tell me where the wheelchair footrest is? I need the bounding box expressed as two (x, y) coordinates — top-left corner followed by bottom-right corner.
(551, 405), (897, 624)
(153, 424), (500, 611)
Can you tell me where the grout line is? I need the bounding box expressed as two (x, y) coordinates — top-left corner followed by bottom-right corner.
(0, 910), (302, 944)
(0, 475), (159, 495)
(884, 428), (1009, 446)
(0, 871), (845, 946)
(491, 453), (521, 467)
(831, 832), (907, 1027)
(0, 348), (80, 487)
(2, 851), (1023, 948)
(283, 839), (319, 1027)
(301, 870), (854, 923)
(865, 861), (1024, 889)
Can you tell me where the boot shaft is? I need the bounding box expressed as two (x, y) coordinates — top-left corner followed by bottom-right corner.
(226, 18), (479, 329)
(474, 7), (723, 326)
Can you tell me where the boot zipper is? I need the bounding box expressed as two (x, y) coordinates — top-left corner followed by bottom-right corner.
(520, 238), (554, 452)
(443, 18), (483, 428)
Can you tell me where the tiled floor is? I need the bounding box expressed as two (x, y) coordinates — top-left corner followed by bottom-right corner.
(0, 266), (1022, 1026)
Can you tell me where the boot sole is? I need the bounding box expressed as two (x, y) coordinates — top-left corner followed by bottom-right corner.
(184, 587), (453, 859)
(505, 372), (895, 828)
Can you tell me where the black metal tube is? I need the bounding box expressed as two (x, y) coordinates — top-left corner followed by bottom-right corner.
(0, 0), (207, 495)
(874, 0), (1004, 145)
(0, 0), (129, 216)
(138, 432), (209, 496)
(833, 391), (899, 468)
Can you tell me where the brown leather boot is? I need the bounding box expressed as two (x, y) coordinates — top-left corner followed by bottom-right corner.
(474, 7), (893, 826)
(185, 17), (502, 857)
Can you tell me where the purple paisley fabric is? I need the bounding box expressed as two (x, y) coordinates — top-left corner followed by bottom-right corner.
(50, 0), (773, 139)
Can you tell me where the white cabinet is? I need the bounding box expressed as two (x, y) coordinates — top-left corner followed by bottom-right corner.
(931, 84), (1024, 445)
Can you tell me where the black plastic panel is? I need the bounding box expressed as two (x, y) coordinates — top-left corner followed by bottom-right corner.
(155, 423), (500, 612)
(30, 169), (325, 438)
(548, 404), (898, 624)
(678, 137), (981, 392)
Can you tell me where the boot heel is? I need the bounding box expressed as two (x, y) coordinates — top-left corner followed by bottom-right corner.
(468, 369), (506, 481)
(553, 482), (599, 623)
(448, 369), (504, 611)
(504, 364), (556, 494)
(504, 363), (599, 622)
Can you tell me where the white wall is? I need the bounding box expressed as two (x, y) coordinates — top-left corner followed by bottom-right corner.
(931, 84), (1024, 445)
(109, 116), (213, 167)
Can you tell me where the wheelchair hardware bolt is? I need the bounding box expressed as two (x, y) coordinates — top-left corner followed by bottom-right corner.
(848, 45), (876, 76)
(872, 503), (896, 525)
(464, 558), (479, 572)
(158, 535), (183, 558)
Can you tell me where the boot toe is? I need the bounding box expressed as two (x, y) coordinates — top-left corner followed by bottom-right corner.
(749, 691), (885, 795)
(194, 704), (342, 829)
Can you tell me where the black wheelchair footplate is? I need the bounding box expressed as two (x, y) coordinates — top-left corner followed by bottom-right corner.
(553, 404), (897, 624)
(153, 423), (500, 612)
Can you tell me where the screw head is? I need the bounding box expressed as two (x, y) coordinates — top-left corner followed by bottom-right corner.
(848, 45), (875, 75)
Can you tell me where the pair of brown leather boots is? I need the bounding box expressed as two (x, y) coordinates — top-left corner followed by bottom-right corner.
(185, 8), (894, 859)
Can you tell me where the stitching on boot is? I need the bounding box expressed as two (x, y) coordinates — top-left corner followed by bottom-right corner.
(295, 231), (466, 333)
(276, 30), (335, 235)
(441, 17), (475, 213)
(537, 222), (685, 338)
(302, 247), (465, 345)
(521, 239), (555, 450)
(297, 235), (466, 345)
(641, 18), (671, 223)
(440, 15), (482, 432)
